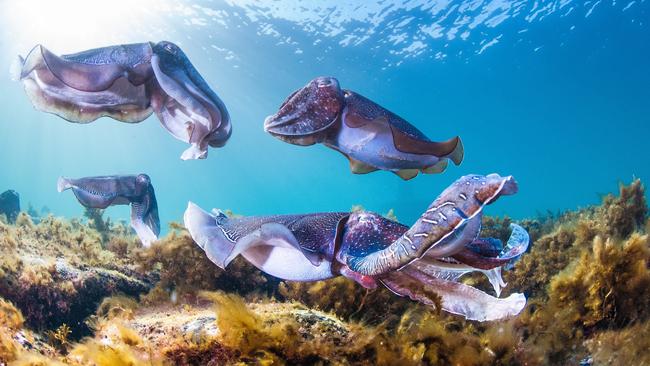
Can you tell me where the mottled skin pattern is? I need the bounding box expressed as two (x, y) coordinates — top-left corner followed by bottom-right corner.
(185, 174), (530, 321)
(57, 174), (160, 247)
(17, 41), (230, 160)
(344, 174), (518, 276)
(219, 212), (348, 265)
(264, 76), (464, 180)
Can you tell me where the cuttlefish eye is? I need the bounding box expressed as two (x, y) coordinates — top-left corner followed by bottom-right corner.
(263, 76), (344, 145)
(135, 174), (151, 192)
(136, 174), (151, 185)
(163, 43), (177, 54)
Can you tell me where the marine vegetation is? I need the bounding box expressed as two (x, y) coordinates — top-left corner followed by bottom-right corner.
(0, 179), (647, 365)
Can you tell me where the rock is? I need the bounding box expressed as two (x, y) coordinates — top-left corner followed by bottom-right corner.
(0, 256), (153, 339)
(0, 190), (20, 223)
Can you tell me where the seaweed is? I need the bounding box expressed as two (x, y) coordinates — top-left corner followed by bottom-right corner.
(134, 223), (271, 304)
(0, 297), (24, 363)
(0, 179), (648, 365)
(587, 319), (650, 365)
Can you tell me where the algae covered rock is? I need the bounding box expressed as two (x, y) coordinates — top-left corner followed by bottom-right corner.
(0, 190), (20, 224)
(0, 256), (152, 338)
(0, 213), (154, 339)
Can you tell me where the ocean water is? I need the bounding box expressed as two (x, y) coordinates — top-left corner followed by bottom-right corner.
(0, 0), (648, 230)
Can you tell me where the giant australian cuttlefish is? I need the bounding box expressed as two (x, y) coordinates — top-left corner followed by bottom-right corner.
(14, 41), (230, 160)
(184, 173), (529, 321)
(58, 174), (160, 247)
(264, 76), (463, 180)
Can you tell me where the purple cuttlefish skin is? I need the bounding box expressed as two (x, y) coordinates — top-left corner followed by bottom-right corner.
(16, 41), (231, 160)
(264, 76), (463, 180)
(57, 174), (160, 247)
(184, 173), (530, 322)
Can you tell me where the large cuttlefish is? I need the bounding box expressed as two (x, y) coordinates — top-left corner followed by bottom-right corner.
(264, 77), (463, 180)
(58, 174), (160, 247)
(184, 174), (529, 321)
(15, 41), (230, 160)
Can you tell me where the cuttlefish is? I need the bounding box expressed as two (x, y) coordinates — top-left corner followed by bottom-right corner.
(264, 77), (463, 180)
(15, 41), (230, 160)
(57, 174), (159, 247)
(184, 173), (529, 321)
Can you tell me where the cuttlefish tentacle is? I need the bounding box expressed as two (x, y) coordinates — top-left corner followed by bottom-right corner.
(381, 267), (526, 322)
(407, 223), (530, 297)
(57, 174), (160, 247)
(16, 41), (230, 160)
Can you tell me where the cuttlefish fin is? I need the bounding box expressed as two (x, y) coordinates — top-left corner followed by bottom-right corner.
(394, 169), (420, 180)
(422, 159), (448, 174)
(227, 223), (323, 267)
(390, 125), (464, 165)
(348, 157), (379, 174)
(381, 267), (526, 322)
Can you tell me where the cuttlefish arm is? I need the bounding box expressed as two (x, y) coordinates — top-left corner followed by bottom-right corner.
(343, 174), (518, 276)
(57, 174), (160, 246)
(16, 41), (230, 160)
(380, 267), (526, 322)
(149, 42), (231, 160)
(338, 211), (528, 320)
(184, 202), (346, 281)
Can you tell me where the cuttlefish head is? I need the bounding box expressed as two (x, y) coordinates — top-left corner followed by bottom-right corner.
(264, 76), (344, 146)
(151, 41), (231, 160)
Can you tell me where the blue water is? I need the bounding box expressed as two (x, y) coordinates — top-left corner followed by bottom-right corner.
(0, 1), (648, 231)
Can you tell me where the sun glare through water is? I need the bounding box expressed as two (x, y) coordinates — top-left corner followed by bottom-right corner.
(1, 0), (173, 56)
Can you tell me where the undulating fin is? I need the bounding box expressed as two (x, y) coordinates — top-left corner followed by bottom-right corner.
(381, 268), (526, 321)
(349, 157), (379, 174)
(390, 124), (464, 163)
(226, 223), (323, 267)
(395, 169), (420, 180)
(446, 137), (464, 165)
(422, 159), (448, 174)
